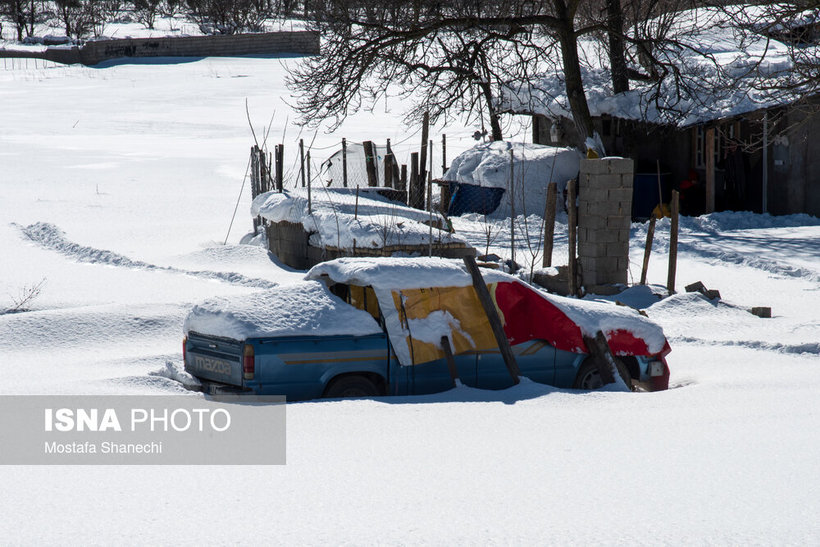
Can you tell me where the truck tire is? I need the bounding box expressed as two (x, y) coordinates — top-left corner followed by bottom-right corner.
(323, 375), (381, 399)
(572, 359), (605, 390)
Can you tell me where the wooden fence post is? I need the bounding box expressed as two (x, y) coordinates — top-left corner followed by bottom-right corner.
(419, 111), (429, 188)
(362, 140), (379, 187)
(509, 148), (515, 266)
(667, 190), (680, 294)
(567, 178), (578, 296)
(441, 134), (447, 175)
(306, 150), (312, 215)
(384, 153), (394, 189)
(400, 164), (408, 197)
(410, 152), (422, 209)
(386, 138), (401, 183)
(275, 144), (284, 192)
(542, 182), (557, 267)
(299, 138), (306, 188)
(342, 137), (348, 188)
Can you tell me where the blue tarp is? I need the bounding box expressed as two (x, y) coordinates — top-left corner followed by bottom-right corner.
(447, 182), (506, 216)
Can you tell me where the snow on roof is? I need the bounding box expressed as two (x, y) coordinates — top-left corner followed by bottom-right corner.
(504, 5), (818, 127)
(183, 280), (382, 340)
(251, 188), (468, 250)
(444, 141), (581, 189)
(305, 256), (512, 289)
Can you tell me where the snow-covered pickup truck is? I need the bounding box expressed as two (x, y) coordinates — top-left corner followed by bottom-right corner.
(183, 257), (670, 400)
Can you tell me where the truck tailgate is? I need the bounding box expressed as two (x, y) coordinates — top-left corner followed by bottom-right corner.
(185, 332), (244, 387)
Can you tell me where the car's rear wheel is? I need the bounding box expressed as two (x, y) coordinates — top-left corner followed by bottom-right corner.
(572, 359), (605, 390)
(324, 375), (381, 398)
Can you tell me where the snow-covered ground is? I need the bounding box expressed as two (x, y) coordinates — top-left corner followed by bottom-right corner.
(1, 51), (819, 544)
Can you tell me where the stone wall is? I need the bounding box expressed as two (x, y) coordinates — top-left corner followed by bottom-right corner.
(0, 31), (319, 66)
(577, 158), (634, 290)
(266, 220), (475, 271)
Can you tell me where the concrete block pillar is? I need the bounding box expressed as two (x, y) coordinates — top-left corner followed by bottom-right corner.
(577, 158), (634, 290)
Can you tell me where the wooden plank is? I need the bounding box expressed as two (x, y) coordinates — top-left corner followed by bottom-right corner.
(640, 216), (656, 285)
(705, 127), (715, 213)
(567, 179), (578, 296)
(462, 255), (520, 383)
(440, 336), (459, 387)
(667, 190), (679, 294)
(542, 182), (557, 267)
(582, 331), (633, 389)
(362, 140), (379, 187)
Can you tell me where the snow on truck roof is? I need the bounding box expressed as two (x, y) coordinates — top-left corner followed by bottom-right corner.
(183, 280), (382, 340)
(305, 256), (513, 289)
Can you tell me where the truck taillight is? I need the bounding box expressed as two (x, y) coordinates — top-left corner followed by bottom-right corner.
(243, 344), (255, 381)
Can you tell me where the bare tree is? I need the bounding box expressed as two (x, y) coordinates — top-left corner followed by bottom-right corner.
(185, 0), (272, 34)
(0, 0), (41, 41)
(134, 0), (162, 29)
(290, 0), (605, 142)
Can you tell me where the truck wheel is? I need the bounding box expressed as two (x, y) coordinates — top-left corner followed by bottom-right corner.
(572, 359), (605, 390)
(324, 375), (380, 399)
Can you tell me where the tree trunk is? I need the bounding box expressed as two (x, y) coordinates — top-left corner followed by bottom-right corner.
(480, 81), (503, 141)
(554, 1), (594, 143)
(607, 0), (629, 94)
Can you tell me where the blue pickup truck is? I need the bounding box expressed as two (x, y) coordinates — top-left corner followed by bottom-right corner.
(183, 257), (670, 400)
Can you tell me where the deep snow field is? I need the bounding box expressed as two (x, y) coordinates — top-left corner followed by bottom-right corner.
(1, 51), (819, 544)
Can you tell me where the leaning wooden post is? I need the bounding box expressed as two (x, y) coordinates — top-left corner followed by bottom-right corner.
(542, 182), (558, 267)
(354, 186), (360, 220)
(462, 255), (520, 384)
(640, 216), (656, 285)
(299, 138), (306, 187)
(667, 190), (680, 294)
(306, 150), (312, 215)
(362, 140), (378, 187)
(341, 137), (348, 188)
(567, 178), (578, 296)
(440, 336), (459, 388)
